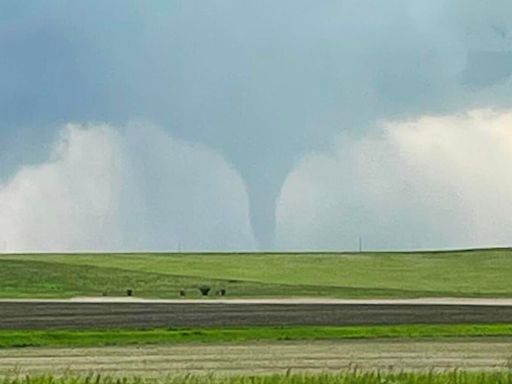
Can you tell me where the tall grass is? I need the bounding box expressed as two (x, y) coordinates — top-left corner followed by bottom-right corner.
(3, 372), (512, 384)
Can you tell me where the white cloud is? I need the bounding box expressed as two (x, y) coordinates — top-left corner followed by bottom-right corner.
(276, 109), (512, 251)
(0, 125), (123, 252)
(0, 123), (256, 252)
(119, 124), (256, 251)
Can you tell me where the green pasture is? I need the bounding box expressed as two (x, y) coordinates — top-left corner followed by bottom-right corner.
(1, 249), (512, 298)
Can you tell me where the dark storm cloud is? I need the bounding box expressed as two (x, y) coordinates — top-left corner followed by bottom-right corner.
(1, 0), (511, 248)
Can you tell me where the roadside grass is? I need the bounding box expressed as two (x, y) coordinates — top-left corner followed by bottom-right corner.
(2, 248), (512, 298)
(3, 324), (512, 348)
(3, 372), (512, 384)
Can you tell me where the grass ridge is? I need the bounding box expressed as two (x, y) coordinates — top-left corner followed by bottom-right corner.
(2, 249), (512, 298)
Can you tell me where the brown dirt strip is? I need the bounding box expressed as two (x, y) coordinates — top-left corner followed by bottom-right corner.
(1, 340), (512, 376)
(1, 302), (512, 329)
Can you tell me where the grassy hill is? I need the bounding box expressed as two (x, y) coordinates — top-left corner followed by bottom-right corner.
(1, 249), (512, 299)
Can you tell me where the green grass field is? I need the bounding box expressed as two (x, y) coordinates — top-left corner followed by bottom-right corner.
(1, 249), (512, 298)
(2, 324), (512, 349)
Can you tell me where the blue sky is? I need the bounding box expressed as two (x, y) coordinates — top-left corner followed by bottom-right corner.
(1, 1), (512, 251)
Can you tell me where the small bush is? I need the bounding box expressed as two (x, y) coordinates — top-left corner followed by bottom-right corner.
(126, 289), (133, 297)
(218, 288), (226, 296)
(179, 290), (186, 297)
(198, 286), (210, 296)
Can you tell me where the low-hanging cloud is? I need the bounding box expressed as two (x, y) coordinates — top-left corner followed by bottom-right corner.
(0, 125), (123, 252)
(0, 124), (256, 252)
(276, 109), (512, 251)
(118, 124), (256, 251)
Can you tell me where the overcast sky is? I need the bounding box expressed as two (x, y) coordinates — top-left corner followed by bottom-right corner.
(1, 1), (512, 252)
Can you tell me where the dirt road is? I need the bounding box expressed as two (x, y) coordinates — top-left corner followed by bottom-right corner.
(1, 340), (511, 376)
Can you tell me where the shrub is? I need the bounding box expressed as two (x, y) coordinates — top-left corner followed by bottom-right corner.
(179, 290), (186, 297)
(218, 288), (226, 296)
(198, 286), (210, 296)
(126, 289), (133, 297)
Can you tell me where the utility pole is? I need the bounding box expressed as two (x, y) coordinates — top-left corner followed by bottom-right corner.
(358, 236), (363, 253)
